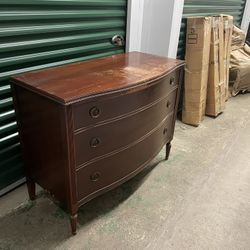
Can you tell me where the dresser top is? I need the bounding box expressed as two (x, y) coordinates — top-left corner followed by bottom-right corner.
(11, 52), (184, 104)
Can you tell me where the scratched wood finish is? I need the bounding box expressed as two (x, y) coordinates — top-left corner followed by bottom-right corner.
(12, 52), (183, 104)
(11, 52), (184, 235)
(72, 69), (180, 130)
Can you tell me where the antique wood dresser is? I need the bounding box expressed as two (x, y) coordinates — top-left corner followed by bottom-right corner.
(11, 52), (184, 235)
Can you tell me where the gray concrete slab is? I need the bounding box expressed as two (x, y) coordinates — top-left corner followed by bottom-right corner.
(0, 94), (250, 250)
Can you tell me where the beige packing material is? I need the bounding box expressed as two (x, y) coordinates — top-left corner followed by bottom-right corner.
(182, 17), (212, 126)
(231, 25), (245, 50)
(230, 44), (250, 95)
(230, 26), (250, 95)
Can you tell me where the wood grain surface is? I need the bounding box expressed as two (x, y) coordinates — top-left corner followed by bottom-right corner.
(11, 52), (184, 104)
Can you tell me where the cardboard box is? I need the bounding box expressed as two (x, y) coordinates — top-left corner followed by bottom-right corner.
(182, 16), (212, 126)
(206, 16), (225, 117)
(182, 70), (208, 125)
(221, 15), (233, 100)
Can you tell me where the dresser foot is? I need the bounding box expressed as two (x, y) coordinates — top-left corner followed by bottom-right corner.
(165, 142), (171, 160)
(70, 214), (78, 235)
(27, 179), (36, 200)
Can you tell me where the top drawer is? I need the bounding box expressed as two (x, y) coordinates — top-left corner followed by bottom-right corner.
(72, 69), (180, 130)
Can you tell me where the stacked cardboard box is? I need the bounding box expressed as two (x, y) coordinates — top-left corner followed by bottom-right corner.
(182, 15), (234, 126)
(182, 17), (212, 126)
(206, 16), (225, 117)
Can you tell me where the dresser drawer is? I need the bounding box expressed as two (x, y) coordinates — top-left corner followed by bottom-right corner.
(76, 113), (173, 203)
(74, 90), (177, 168)
(72, 70), (180, 130)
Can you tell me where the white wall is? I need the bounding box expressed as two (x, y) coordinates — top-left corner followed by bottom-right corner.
(140, 0), (172, 57)
(241, 0), (250, 33)
(126, 0), (144, 52)
(168, 0), (185, 58)
(126, 0), (184, 59)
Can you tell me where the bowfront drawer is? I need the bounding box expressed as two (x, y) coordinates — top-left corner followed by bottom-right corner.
(76, 113), (173, 203)
(74, 89), (177, 168)
(72, 69), (180, 130)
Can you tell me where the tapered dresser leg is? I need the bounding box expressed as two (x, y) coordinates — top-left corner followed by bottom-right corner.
(70, 213), (78, 235)
(27, 179), (36, 200)
(165, 142), (171, 160)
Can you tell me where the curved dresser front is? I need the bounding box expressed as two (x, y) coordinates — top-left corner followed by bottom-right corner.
(11, 52), (184, 235)
(74, 70), (180, 205)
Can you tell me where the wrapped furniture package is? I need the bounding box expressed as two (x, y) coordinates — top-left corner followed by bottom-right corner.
(230, 26), (250, 95)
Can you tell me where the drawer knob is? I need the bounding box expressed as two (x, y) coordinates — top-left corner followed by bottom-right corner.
(90, 171), (101, 182)
(90, 137), (101, 148)
(163, 127), (168, 135)
(166, 100), (171, 108)
(89, 106), (100, 118)
(170, 77), (175, 85)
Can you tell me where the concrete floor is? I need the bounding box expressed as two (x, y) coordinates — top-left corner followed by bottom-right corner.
(0, 94), (250, 250)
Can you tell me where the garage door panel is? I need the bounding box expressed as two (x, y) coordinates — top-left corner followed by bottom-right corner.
(0, 0), (127, 195)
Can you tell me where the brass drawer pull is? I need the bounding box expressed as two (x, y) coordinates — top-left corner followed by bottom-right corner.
(166, 100), (171, 108)
(170, 77), (175, 85)
(89, 106), (100, 118)
(90, 137), (101, 148)
(90, 171), (101, 182)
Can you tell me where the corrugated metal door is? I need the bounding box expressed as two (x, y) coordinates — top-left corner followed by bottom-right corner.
(177, 0), (246, 59)
(0, 0), (127, 195)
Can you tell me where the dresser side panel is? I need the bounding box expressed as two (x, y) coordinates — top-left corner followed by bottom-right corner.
(12, 85), (71, 209)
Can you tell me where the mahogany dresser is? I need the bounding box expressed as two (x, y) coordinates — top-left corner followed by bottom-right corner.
(11, 52), (184, 235)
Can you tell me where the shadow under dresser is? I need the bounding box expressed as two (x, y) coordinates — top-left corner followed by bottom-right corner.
(10, 52), (184, 235)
